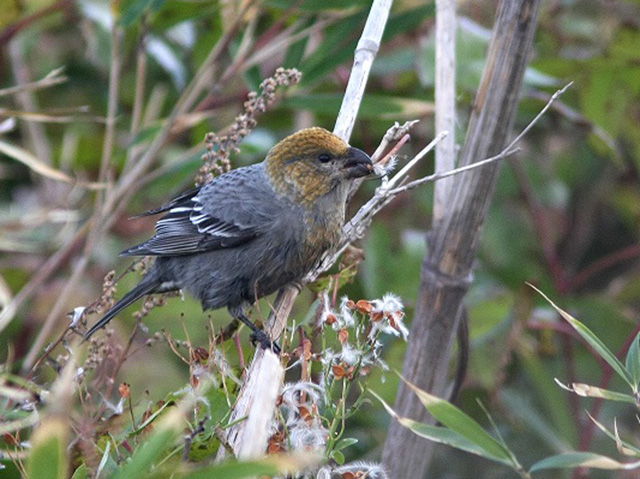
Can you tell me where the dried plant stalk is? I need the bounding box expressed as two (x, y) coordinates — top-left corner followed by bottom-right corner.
(197, 68), (301, 185)
(224, 0), (395, 455)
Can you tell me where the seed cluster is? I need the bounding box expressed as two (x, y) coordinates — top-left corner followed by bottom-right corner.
(196, 67), (302, 185)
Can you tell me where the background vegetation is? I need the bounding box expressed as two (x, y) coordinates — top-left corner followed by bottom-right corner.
(2, 0), (640, 478)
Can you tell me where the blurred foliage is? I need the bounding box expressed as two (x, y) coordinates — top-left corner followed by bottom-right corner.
(2, 0), (640, 478)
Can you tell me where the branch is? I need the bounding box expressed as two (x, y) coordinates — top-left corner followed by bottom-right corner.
(227, 0), (394, 456)
(433, 0), (456, 223)
(333, 0), (393, 142)
(0, 67), (67, 97)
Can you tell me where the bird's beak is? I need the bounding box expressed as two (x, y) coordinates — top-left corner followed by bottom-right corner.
(343, 147), (373, 179)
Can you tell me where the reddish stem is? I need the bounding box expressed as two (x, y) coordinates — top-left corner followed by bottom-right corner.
(0, 0), (75, 45)
(566, 243), (640, 292)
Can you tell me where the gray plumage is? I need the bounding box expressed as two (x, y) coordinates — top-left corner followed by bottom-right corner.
(85, 127), (373, 347)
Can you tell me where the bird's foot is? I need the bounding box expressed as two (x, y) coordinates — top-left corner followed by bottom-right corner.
(249, 330), (281, 354)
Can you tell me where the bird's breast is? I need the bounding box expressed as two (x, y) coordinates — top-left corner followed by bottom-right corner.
(302, 209), (343, 261)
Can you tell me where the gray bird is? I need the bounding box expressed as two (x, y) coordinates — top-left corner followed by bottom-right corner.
(85, 127), (373, 350)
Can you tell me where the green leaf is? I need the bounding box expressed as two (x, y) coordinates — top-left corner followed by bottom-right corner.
(151, 1), (221, 31)
(128, 123), (164, 148)
(284, 93), (433, 120)
(586, 413), (640, 457)
(26, 418), (69, 479)
(330, 449), (346, 465)
(283, 20), (313, 69)
(370, 390), (512, 465)
(500, 389), (573, 454)
(120, 0), (166, 27)
(130, 397), (176, 436)
(382, 5), (435, 41)
(529, 284), (635, 389)
(530, 452), (640, 472)
(113, 409), (184, 479)
(182, 454), (320, 479)
(265, 0), (369, 11)
(625, 332), (640, 391)
(400, 379), (513, 463)
(334, 437), (358, 451)
(518, 349), (577, 444)
(71, 463), (90, 479)
(556, 380), (637, 404)
(398, 417), (513, 465)
(299, 13), (365, 86)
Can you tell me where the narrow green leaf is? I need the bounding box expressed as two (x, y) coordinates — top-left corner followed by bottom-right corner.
(334, 437), (358, 451)
(120, 0), (166, 27)
(331, 450), (346, 465)
(182, 460), (281, 479)
(529, 284), (634, 388)
(397, 417), (513, 465)
(26, 418), (69, 479)
(299, 13), (364, 86)
(130, 398), (175, 436)
(284, 94), (434, 120)
(113, 410), (184, 479)
(382, 5), (435, 41)
(370, 390), (512, 466)
(625, 332), (640, 391)
(400, 379), (513, 463)
(265, 0), (369, 11)
(586, 413), (640, 457)
(71, 463), (90, 479)
(530, 452), (640, 472)
(556, 380), (636, 404)
(501, 389), (573, 454)
(183, 454), (320, 479)
(519, 351), (578, 445)
(283, 21), (311, 69)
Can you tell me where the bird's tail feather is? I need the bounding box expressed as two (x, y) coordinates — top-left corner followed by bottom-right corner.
(84, 279), (158, 340)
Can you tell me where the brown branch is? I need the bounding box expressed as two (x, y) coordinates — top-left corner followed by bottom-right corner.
(382, 1), (543, 477)
(0, 0), (74, 45)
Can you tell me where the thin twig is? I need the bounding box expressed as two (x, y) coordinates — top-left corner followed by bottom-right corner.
(390, 82), (574, 195)
(0, 223), (89, 334)
(123, 18), (149, 173)
(388, 146), (520, 195)
(386, 131), (449, 189)
(0, 67), (67, 97)
(98, 25), (123, 186)
(21, 23), (125, 372)
(370, 120), (419, 162)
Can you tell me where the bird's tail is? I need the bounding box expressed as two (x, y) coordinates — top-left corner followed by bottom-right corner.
(84, 278), (159, 340)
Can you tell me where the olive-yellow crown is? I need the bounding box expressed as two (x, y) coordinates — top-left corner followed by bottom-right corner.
(266, 127), (355, 204)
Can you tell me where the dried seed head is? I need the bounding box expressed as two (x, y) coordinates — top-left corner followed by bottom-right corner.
(196, 68), (301, 186)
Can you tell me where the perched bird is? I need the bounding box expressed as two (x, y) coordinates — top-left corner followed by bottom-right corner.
(85, 127), (373, 350)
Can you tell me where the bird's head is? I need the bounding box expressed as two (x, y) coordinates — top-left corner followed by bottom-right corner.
(265, 127), (373, 205)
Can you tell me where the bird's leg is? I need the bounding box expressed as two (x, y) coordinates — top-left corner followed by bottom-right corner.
(216, 318), (240, 344)
(231, 307), (281, 354)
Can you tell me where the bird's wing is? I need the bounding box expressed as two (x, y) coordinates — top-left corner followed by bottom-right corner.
(131, 186), (203, 218)
(121, 165), (282, 257)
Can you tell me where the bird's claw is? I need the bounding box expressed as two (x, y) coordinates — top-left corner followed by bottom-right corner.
(249, 330), (281, 354)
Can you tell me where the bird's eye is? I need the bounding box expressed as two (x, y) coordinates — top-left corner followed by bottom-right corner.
(318, 153), (332, 163)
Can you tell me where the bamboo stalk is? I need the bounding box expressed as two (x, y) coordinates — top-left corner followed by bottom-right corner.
(382, 1), (543, 476)
(433, 0), (456, 223)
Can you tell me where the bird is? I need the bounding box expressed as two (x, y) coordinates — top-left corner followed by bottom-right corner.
(84, 127), (373, 351)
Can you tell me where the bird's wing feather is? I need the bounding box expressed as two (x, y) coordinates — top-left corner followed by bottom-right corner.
(131, 186), (202, 218)
(121, 164), (286, 257)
